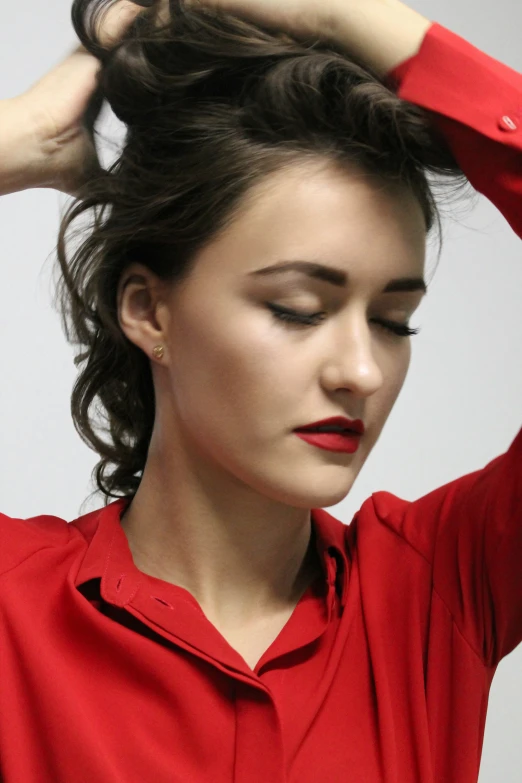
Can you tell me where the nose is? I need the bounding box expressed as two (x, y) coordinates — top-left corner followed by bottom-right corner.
(324, 314), (384, 398)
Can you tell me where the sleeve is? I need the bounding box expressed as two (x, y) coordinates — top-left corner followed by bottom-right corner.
(381, 23), (522, 666)
(387, 23), (522, 238)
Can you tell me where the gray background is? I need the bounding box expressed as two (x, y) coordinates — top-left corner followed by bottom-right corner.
(1, 0), (521, 779)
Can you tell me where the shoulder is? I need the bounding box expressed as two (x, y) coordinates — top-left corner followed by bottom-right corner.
(319, 491), (417, 557)
(356, 490), (434, 565)
(0, 509), (78, 578)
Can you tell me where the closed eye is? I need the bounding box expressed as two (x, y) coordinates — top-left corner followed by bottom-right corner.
(266, 304), (420, 337)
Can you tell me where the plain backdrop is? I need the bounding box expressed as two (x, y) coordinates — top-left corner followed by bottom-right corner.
(1, 0), (522, 780)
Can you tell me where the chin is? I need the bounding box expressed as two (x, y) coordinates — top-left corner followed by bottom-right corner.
(258, 472), (358, 510)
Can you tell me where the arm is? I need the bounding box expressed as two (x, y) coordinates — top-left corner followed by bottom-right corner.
(0, 1), (142, 198)
(0, 47), (105, 199)
(329, 2), (522, 238)
(0, 98), (49, 196)
(386, 23), (522, 239)
(324, 0), (433, 78)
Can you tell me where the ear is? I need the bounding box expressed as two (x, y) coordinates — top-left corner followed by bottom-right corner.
(117, 262), (170, 360)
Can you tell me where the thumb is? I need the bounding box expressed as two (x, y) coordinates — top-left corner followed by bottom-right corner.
(94, 0), (147, 48)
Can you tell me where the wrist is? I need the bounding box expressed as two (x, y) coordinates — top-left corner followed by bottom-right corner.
(0, 96), (52, 196)
(323, 0), (433, 78)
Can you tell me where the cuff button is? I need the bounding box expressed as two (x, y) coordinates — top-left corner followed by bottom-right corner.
(499, 115), (518, 132)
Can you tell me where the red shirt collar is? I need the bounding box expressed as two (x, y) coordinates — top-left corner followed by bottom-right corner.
(71, 498), (352, 609)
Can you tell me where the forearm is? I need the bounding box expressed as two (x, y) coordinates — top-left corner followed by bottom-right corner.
(0, 97), (48, 196)
(325, 0), (433, 78)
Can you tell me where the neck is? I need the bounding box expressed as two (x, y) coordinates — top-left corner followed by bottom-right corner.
(119, 447), (322, 627)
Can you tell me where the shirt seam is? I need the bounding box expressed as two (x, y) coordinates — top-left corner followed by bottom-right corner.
(377, 511), (493, 670)
(0, 547), (62, 581)
(431, 581), (494, 669)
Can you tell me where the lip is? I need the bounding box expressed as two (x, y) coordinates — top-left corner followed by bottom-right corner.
(294, 416), (365, 435)
(294, 430), (361, 454)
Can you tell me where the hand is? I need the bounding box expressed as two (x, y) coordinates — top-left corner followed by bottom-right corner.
(15, 0), (144, 197)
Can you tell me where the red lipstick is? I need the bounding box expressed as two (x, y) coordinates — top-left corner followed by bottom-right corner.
(294, 416), (364, 454)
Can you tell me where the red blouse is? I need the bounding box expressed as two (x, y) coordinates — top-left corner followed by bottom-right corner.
(1, 22), (522, 783)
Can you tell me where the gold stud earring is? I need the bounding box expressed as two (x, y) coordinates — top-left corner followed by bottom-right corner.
(152, 345), (164, 360)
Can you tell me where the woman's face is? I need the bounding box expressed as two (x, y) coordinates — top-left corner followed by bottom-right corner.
(125, 160), (427, 510)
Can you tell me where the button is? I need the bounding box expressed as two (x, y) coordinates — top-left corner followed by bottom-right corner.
(499, 115), (518, 132)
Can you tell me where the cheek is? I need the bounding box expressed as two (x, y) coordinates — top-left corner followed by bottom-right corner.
(165, 313), (275, 437)
(375, 345), (411, 420)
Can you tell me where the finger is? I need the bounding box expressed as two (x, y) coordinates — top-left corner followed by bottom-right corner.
(96, 0), (145, 47)
(26, 2), (145, 99)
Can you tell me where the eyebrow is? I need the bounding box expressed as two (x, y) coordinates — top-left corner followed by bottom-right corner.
(249, 260), (427, 294)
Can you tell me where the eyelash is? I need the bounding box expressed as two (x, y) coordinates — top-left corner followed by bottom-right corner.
(267, 304), (420, 338)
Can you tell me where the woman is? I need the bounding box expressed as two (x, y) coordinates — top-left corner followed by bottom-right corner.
(0, 0), (520, 780)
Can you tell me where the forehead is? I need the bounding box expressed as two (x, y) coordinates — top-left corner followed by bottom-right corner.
(196, 159), (427, 286)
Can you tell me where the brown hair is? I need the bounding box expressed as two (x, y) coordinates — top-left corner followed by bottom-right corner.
(55, 0), (471, 505)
